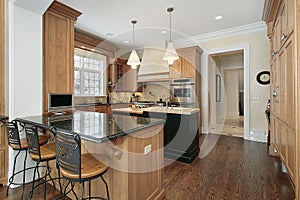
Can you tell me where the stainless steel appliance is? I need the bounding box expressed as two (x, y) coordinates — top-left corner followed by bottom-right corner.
(170, 78), (196, 103)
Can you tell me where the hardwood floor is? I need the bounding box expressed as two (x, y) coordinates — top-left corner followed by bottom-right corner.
(164, 134), (295, 200)
(0, 134), (294, 200)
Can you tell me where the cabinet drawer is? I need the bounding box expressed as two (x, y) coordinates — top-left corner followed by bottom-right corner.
(95, 105), (107, 113)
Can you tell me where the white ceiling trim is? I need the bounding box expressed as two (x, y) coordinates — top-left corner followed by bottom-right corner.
(174, 21), (267, 48)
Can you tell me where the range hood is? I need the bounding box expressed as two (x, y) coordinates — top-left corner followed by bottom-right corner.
(137, 47), (170, 82)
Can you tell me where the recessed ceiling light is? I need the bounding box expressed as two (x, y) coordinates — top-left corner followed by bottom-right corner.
(124, 40), (129, 44)
(161, 30), (167, 34)
(215, 16), (223, 20)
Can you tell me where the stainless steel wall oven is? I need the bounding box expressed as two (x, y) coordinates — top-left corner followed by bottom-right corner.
(170, 78), (195, 103)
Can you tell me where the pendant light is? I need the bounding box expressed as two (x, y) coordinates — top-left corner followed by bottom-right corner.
(127, 20), (140, 69)
(163, 7), (179, 66)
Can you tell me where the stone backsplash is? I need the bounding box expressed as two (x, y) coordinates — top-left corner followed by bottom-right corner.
(138, 82), (171, 102)
(109, 92), (132, 104)
(74, 96), (107, 105)
(74, 82), (171, 105)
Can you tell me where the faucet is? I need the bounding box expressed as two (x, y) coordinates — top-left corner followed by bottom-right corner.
(166, 95), (171, 109)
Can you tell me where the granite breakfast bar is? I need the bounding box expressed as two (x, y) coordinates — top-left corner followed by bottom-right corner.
(16, 111), (165, 200)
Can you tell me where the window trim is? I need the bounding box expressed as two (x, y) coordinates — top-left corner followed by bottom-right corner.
(74, 48), (107, 96)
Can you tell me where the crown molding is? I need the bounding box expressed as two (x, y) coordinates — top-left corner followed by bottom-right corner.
(174, 21), (267, 48)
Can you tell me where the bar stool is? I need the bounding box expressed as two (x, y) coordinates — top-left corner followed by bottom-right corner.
(5, 120), (49, 199)
(55, 130), (110, 200)
(24, 123), (58, 200)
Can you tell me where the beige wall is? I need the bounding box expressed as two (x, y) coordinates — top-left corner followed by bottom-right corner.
(200, 30), (270, 140)
(224, 69), (239, 116)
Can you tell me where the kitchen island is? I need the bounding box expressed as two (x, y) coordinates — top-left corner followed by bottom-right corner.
(16, 111), (165, 200)
(113, 106), (200, 164)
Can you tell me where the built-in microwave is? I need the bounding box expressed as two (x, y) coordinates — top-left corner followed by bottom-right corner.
(170, 78), (196, 103)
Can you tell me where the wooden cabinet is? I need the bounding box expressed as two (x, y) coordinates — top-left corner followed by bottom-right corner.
(111, 59), (137, 92)
(76, 104), (129, 114)
(43, 1), (82, 113)
(49, 123), (165, 200)
(108, 59), (136, 92)
(170, 46), (202, 79)
(0, 123), (7, 186)
(0, 0), (7, 186)
(263, 0), (297, 187)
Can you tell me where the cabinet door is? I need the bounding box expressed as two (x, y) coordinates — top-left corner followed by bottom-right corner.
(44, 11), (74, 94)
(279, 121), (287, 163)
(86, 106), (95, 112)
(278, 49), (286, 119)
(182, 57), (196, 78)
(95, 105), (107, 113)
(76, 106), (87, 111)
(123, 65), (136, 92)
(287, 125), (295, 180)
(284, 36), (294, 128)
(0, 125), (7, 185)
(270, 115), (279, 149)
(114, 62), (136, 92)
(270, 54), (279, 115)
(279, 1), (288, 46)
(286, 0), (294, 35)
(274, 18), (281, 53)
(170, 57), (182, 78)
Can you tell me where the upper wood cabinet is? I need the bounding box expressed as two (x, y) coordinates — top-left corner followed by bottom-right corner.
(170, 46), (202, 79)
(43, 1), (82, 113)
(108, 59), (137, 92)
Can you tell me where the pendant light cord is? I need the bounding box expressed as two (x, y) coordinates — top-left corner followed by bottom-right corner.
(131, 20), (137, 50)
(133, 22), (135, 49)
(169, 11), (172, 42)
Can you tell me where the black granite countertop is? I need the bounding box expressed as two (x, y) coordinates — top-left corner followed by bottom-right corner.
(15, 111), (164, 143)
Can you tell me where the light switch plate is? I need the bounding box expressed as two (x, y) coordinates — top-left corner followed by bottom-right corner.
(144, 144), (152, 154)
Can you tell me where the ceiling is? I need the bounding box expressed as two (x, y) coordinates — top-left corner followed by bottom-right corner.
(57, 0), (265, 49)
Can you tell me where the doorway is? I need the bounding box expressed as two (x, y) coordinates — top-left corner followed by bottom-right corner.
(203, 44), (249, 139)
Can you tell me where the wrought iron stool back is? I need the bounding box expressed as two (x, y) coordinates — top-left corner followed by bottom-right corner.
(24, 123), (58, 200)
(5, 120), (29, 199)
(56, 131), (82, 181)
(56, 130), (110, 200)
(6, 121), (23, 149)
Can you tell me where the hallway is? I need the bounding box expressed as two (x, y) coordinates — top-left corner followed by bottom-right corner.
(210, 115), (244, 138)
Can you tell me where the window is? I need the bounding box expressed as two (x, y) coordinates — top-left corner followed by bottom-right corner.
(74, 48), (107, 96)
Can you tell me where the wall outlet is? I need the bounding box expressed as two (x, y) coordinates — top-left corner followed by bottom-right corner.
(251, 96), (261, 100)
(144, 144), (152, 155)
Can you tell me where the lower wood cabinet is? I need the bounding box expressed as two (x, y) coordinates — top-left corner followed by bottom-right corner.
(49, 123), (165, 200)
(76, 104), (130, 114)
(286, 125), (295, 179)
(0, 123), (8, 186)
(271, 114), (296, 182)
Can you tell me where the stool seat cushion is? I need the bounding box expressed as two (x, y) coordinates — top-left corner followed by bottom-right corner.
(61, 153), (108, 180)
(10, 135), (49, 150)
(30, 142), (56, 161)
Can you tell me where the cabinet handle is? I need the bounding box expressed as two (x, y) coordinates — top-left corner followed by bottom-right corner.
(113, 150), (122, 160)
(272, 89), (277, 98)
(272, 51), (277, 56)
(281, 33), (287, 41)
